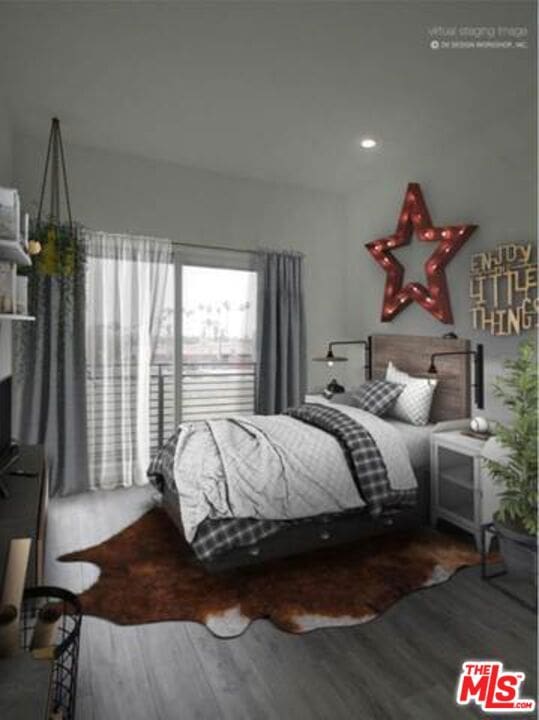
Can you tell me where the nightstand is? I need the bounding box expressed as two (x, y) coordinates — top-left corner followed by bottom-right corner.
(430, 430), (500, 549)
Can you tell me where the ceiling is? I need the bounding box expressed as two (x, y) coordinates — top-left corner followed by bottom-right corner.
(0, 1), (534, 192)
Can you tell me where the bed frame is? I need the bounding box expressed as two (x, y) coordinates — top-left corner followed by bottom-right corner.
(162, 469), (431, 572)
(160, 333), (472, 572)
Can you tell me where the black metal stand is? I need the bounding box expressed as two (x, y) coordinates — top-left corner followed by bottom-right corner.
(21, 586), (82, 720)
(481, 522), (537, 613)
(0, 444), (20, 498)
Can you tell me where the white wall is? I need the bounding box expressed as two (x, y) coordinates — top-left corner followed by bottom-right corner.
(0, 101), (13, 380)
(13, 132), (348, 390)
(11, 101), (536, 413)
(0, 105), (12, 186)
(342, 119), (535, 420)
(3, 1), (535, 411)
(337, 1), (536, 422)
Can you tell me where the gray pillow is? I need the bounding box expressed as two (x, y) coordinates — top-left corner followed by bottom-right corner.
(348, 380), (404, 416)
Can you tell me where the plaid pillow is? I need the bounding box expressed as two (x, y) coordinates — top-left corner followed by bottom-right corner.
(349, 380), (404, 416)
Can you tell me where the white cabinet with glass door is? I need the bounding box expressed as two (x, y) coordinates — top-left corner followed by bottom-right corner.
(430, 430), (500, 549)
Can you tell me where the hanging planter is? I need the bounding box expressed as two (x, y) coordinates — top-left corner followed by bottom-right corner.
(14, 117), (85, 369)
(33, 223), (77, 277)
(29, 117), (77, 277)
(13, 118), (89, 499)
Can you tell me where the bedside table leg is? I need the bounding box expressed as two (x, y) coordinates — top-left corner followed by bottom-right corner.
(474, 530), (483, 552)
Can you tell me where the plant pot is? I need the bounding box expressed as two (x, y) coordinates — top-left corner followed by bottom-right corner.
(494, 520), (537, 580)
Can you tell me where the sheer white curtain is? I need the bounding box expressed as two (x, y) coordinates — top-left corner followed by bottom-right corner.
(84, 231), (173, 490)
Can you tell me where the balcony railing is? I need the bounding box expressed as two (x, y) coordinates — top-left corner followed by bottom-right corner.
(150, 363), (175, 451)
(87, 362), (256, 460)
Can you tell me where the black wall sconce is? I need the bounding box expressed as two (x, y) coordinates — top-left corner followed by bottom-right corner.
(313, 338), (372, 379)
(428, 344), (484, 409)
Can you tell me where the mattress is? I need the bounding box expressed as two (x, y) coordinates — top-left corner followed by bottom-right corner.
(385, 420), (435, 471)
(157, 466), (429, 563)
(161, 479), (427, 570)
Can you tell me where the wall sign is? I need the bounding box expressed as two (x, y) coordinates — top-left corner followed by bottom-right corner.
(365, 182), (477, 324)
(470, 243), (538, 336)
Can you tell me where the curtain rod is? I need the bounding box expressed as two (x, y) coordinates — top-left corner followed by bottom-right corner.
(172, 241), (304, 257)
(171, 239), (253, 255)
(84, 227), (303, 257)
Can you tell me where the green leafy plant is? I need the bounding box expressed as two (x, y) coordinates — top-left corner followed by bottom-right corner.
(14, 222), (86, 376)
(483, 340), (537, 536)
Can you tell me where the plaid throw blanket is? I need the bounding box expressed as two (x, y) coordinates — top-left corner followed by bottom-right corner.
(284, 403), (417, 516)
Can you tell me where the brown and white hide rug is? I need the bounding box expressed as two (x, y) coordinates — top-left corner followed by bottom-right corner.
(59, 508), (482, 638)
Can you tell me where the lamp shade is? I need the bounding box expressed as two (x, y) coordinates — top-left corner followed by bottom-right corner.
(312, 339), (371, 369)
(312, 348), (348, 366)
(312, 353), (348, 363)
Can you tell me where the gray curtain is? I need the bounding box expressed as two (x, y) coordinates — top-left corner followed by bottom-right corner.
(256, 251), (306, 414)
(14, 225), (89, 496)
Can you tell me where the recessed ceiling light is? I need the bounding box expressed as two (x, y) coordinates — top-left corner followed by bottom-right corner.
(359, 137), (377, 149)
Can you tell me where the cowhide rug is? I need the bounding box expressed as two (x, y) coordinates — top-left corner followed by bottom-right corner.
(59, 508), (481, 637)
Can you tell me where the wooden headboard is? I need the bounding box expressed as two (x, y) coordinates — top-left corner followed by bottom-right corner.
(370, 334), (471, 422)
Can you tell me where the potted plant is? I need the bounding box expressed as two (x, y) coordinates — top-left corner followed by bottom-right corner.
(483, 339), (537, 578)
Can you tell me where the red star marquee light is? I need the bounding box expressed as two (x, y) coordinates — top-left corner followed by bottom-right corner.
(365, 183), (478, 324)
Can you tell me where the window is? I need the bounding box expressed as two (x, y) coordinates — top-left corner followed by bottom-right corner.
(180, 265), (258, 421)
(85, 238), (258, 488)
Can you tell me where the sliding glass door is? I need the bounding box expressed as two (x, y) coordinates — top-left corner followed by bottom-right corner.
(86, 240), (257, 488)
(179, 264), (257, 422)
(149, 265), (175, 456)
(151, 249), (258, 450)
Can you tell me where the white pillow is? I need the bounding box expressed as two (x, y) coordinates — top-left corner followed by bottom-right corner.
(385, 361), (437, 426)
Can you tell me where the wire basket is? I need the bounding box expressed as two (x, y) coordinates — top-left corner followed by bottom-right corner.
(20, 586), (82, 720)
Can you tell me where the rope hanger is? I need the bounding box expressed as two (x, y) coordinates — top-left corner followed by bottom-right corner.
(36, 117), (73, 230)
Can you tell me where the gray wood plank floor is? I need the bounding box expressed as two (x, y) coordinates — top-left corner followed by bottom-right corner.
(46, 486), (537, 720)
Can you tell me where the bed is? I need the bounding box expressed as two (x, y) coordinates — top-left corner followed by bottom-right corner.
(148, 334), (472, 571)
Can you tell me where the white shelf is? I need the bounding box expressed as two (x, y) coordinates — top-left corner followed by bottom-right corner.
(435, 430), (486, 454)
(0, 313), (35, 321)
(0, 238), (32, 267)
